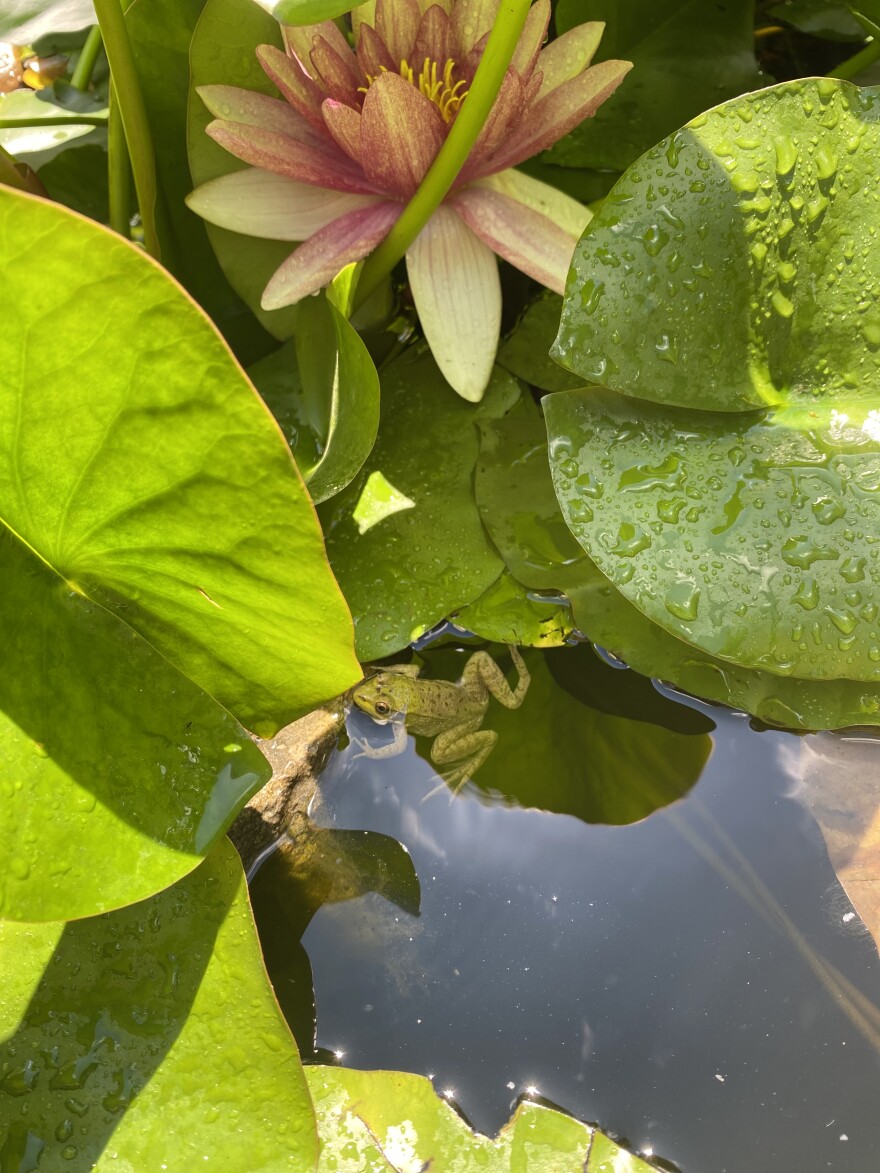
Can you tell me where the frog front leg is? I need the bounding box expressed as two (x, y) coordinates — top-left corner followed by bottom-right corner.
(351, 716), (409, 761)
(458, 645), (530, 709)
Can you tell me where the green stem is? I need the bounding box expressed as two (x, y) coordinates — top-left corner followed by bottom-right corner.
(108, 82), (132, 238)
(829, 27), (880, 80)
(0, 116), (107, 128)
(354, 0), (532, 308)
(93, 0), (160, 258)
(70, 25), (104, 92)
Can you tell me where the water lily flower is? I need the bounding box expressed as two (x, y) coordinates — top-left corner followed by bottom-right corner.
(187, 0), (631, 401)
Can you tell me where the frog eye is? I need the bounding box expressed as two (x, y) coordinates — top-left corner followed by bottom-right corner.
(374, 700), (391, 715)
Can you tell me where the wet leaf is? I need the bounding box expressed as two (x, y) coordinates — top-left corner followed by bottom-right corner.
(187, 0), (296, 339)
(0, 83), (107, 156)
(555, 79), (880, 413)
(548, 0), (763, 172)
(417, 644), (711, 823)
(0, 0), (94, 43)
(545, 385), (880, 684)
(0, 839), (319, 1171)
(453, 570), (575, 647)
(307, 1065), (656, 1171)
(477, 392), (880, 727)
(0, 187), (359, 738)
(319, 348), (518, 660)
(497, 291), (583, 393)
(125, 0), (276, 365)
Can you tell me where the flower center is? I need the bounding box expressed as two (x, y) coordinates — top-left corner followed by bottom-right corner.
(363, 57), (469, 123)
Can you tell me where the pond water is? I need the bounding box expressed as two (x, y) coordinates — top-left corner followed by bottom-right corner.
(250, 642), (880, 1173)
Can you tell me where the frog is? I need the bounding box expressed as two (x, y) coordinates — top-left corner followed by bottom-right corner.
(349, 646), (530, 794)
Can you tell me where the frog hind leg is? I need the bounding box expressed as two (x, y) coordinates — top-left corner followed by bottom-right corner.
(458, 645), (530, 709)
(424, 724), (498, 799)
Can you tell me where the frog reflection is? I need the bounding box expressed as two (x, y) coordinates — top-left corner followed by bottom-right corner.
(350, 646), (530, 793)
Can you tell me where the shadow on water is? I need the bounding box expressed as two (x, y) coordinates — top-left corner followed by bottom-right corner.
(250, 642), (880, 1173)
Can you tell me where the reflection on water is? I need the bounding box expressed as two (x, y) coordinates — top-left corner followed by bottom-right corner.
(251, 645), (880, 1173)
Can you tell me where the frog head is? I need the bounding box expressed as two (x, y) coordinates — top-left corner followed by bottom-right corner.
(350, 672), (414, 723)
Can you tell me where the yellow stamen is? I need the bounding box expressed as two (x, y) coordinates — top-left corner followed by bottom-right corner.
(359, 56), (468, 123)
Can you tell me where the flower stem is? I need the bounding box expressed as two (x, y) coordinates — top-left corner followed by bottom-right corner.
(108, 82), (132, 238)
(829, 37), (880, 79)
(93, 0), (160, 258)
(70, 25), (104, 92)
(354, 0), (533, 308)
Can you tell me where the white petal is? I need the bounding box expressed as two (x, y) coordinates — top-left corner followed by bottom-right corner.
(474, 168), (591, 240)
(186, 169), (381, 241)
(406, 207), (501, 402)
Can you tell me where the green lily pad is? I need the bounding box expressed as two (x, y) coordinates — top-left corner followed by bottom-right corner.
(0, 187), (359, 740)
(497, 292), (584, 393)
(0, 839), (319, 1171)
(545, 385), (880, 681)
(187, 0), (296, 339)
(476, 391), (880, 727)
(256, 0), (362, 24)
(453, 569), (576, 647)
(565, 555), (880, 730)
(548, 0), (764, 173)
(554, 79), (880, 413)
(307, 1065), (656, 1171)
(319, 348), (517, 661)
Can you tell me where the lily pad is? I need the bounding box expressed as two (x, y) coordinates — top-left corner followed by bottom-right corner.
(307, 1065), (656, 1171)
(554, 79), (880, 413)
(0, 187), (359, 739)
(545, 385), (880, 682)
(187, 0), (296, 339)
(548, 0), (764, 173)
(255, 0), (362, 23)
(452, 569), (576, 647)
(319, 348), (518, 661)
(497, 292), (584, 393)
(0, 839), (319, 1171)
(0, 0), (95, 43)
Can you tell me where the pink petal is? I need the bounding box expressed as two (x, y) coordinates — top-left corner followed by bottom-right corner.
(197, 85), (323, 147)
(257, 43), (326, 128)
(357, 22), (396, 76)
(460, 30), (490, 85)
(375, 0), (420, 64)
(451, 185), (578, 295)
(452, 0), (500, 55)
(412, 4), (454, 70)
(536, 21), (606, 98)
(476, 168), (591, 239)
(360, 71), (446, 198)
(282, 20), (355, 75)
(352, 1), (378, 42)
(262, 201), (401, 308)
(511, 0), (550, 82)
(322, 98), (364, 165)
(406, 206), (501, 402)
(207, 120), (376, 194)
(310, 34), (364, 105)
(479, 59), (633, 174)
(187, 168), (381, 241)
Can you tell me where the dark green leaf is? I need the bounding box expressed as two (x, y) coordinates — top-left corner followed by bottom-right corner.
(320, 349), (518, 660)
(498, 292), (584, 393)
(255, 0), (360, 23)
(36, 141), (108, 219)
(0, 840), (319, 1170)
(769, 0), (870, 39)
(548, 0), (764, 172)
